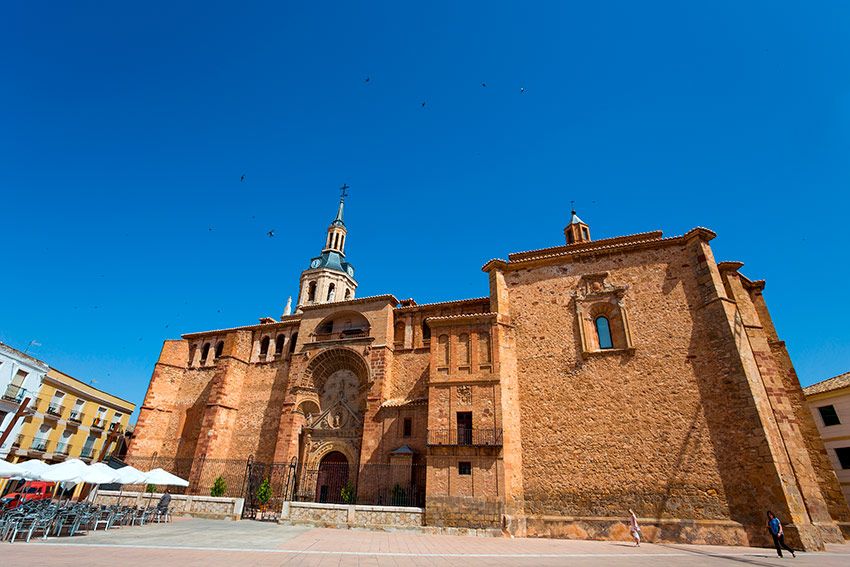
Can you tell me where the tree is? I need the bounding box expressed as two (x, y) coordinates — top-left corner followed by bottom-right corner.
(210, 475), (227, 497)
(256, 477), (272, 508)
(145, 483), (157, 494)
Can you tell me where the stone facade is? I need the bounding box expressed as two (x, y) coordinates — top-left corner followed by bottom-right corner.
(129, 201), (850, 549)
(94, 490), (244, 520)
(282, 501), (423, 529)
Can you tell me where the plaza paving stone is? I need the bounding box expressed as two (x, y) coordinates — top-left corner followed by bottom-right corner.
(2, 517), (850, 566)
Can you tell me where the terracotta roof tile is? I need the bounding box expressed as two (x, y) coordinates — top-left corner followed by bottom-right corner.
(803, 371), (850, 396)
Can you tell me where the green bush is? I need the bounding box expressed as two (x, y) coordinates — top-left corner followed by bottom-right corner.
(210, 475), (227, 497)
(256, 478), (272, 506)
(145, 484), (157, 494)
(340, 481), (356, 504)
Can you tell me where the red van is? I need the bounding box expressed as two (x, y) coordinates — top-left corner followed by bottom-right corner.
(1, 481), (55, 510)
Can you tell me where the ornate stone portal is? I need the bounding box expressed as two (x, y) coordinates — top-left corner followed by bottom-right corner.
(296, 348), (370, 501)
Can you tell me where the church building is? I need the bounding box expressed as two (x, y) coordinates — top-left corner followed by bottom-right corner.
(129, 195), (850, 549)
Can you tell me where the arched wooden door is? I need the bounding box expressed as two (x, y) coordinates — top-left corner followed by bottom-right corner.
(316, 451), (349, 503)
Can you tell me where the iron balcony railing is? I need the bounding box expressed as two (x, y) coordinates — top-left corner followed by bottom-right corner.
(46, 403), (65, 417)
(80, 447), (95, 459)
(30, 437), (51, 452)
(108, 422), (124, 433)
(69, 411), (85, 424)
(2, 384), (28, 403)
(427, 428), (503, 447)
(312, 328), (369, 342)
(55, 442), (72, 455)
(91, 417), (106, 429)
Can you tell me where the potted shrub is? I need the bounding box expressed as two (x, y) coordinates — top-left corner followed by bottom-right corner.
(256, 477), (272, 518)
(210, 476), (227, 497)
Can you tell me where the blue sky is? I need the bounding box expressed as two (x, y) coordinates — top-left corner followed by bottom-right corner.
(2, 2), (849, 414)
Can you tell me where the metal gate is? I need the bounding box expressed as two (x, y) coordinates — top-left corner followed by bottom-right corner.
(241, 456), (298, 520)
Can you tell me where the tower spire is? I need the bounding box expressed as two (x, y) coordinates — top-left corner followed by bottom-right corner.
(333, 183), (349, 227)
(296, 186), (358, 310)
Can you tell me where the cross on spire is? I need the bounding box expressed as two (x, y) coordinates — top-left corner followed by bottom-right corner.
(340, 183), (350, 200)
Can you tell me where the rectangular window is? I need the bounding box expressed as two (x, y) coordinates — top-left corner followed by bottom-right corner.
(12, 369), (28, 387)
(458, 461), (472, 475)
(403, 417), (412, 438)
(81, 435), (97, 458)
(457, 412), (473, 445)
(818, 405), (841, 427)
(836, 447), (850, 470)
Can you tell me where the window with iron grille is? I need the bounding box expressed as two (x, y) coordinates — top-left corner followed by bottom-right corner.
(458, 461), (471, 475)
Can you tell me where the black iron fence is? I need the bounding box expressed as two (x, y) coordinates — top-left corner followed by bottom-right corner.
(292, 462), (425, 508)
(119, 456), (427, 516)
(427, 428), (503, 446)
(123, 455), (249, 499)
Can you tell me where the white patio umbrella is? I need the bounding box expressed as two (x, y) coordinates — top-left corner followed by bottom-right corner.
(84, 462), (122, 485)
(144, 468), (188, 487)
(112, 465), (148, 505)
(83, 463), (122, 503)
(143, 468), (189, 507)
(13, 459), (52, 480)
(40, 458), (90, 484)
(0, 459), (24, 478)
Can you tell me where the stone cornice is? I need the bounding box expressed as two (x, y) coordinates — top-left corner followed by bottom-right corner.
(183, 318), (302, 339)
(394, 296), (490, 313)
(425, 313), (498, 327)
(482, 227), (717, 273)
(299, 294), (399, 311)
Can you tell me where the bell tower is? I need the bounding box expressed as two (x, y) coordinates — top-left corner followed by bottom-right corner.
(296, 186), (358, 310)
(564, 208), (591, 245)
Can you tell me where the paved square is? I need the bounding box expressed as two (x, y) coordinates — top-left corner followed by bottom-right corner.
(3, 518), (849, 566)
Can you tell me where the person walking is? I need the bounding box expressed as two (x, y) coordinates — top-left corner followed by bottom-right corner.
(628, 509), (641, 547)
(767, 511), (796, 558)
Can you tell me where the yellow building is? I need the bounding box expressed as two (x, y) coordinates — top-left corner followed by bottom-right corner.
(7, 368), (135, 465)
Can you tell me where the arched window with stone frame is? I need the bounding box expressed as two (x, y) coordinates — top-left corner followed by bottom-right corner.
(188, 344), (197, 367)
(259, 336), (270, 358)
(422, 319), (431, 343)
(214, 340), (224, 359)
(308, 281), (317, 302)
(275, 334), (286, 356)
(327, 283), (336, 301)
(478, 331), (492, 371)
(200, 343), (211, 365)
(289, 332), (298, 354)
(437, 334), (449, 369)
(457, 333), (470, 369)
(574, 273), (633, 354)
(394, 321), (406, 347)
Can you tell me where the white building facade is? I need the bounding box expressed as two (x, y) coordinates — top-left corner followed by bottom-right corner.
(0, 342), (49, 459)
(804, 371), (850, 511)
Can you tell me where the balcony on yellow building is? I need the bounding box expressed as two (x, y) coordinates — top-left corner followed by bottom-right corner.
(29, 436), (51, 453)
(69, 411), (86, 425)
(45, 402), (65, 419)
